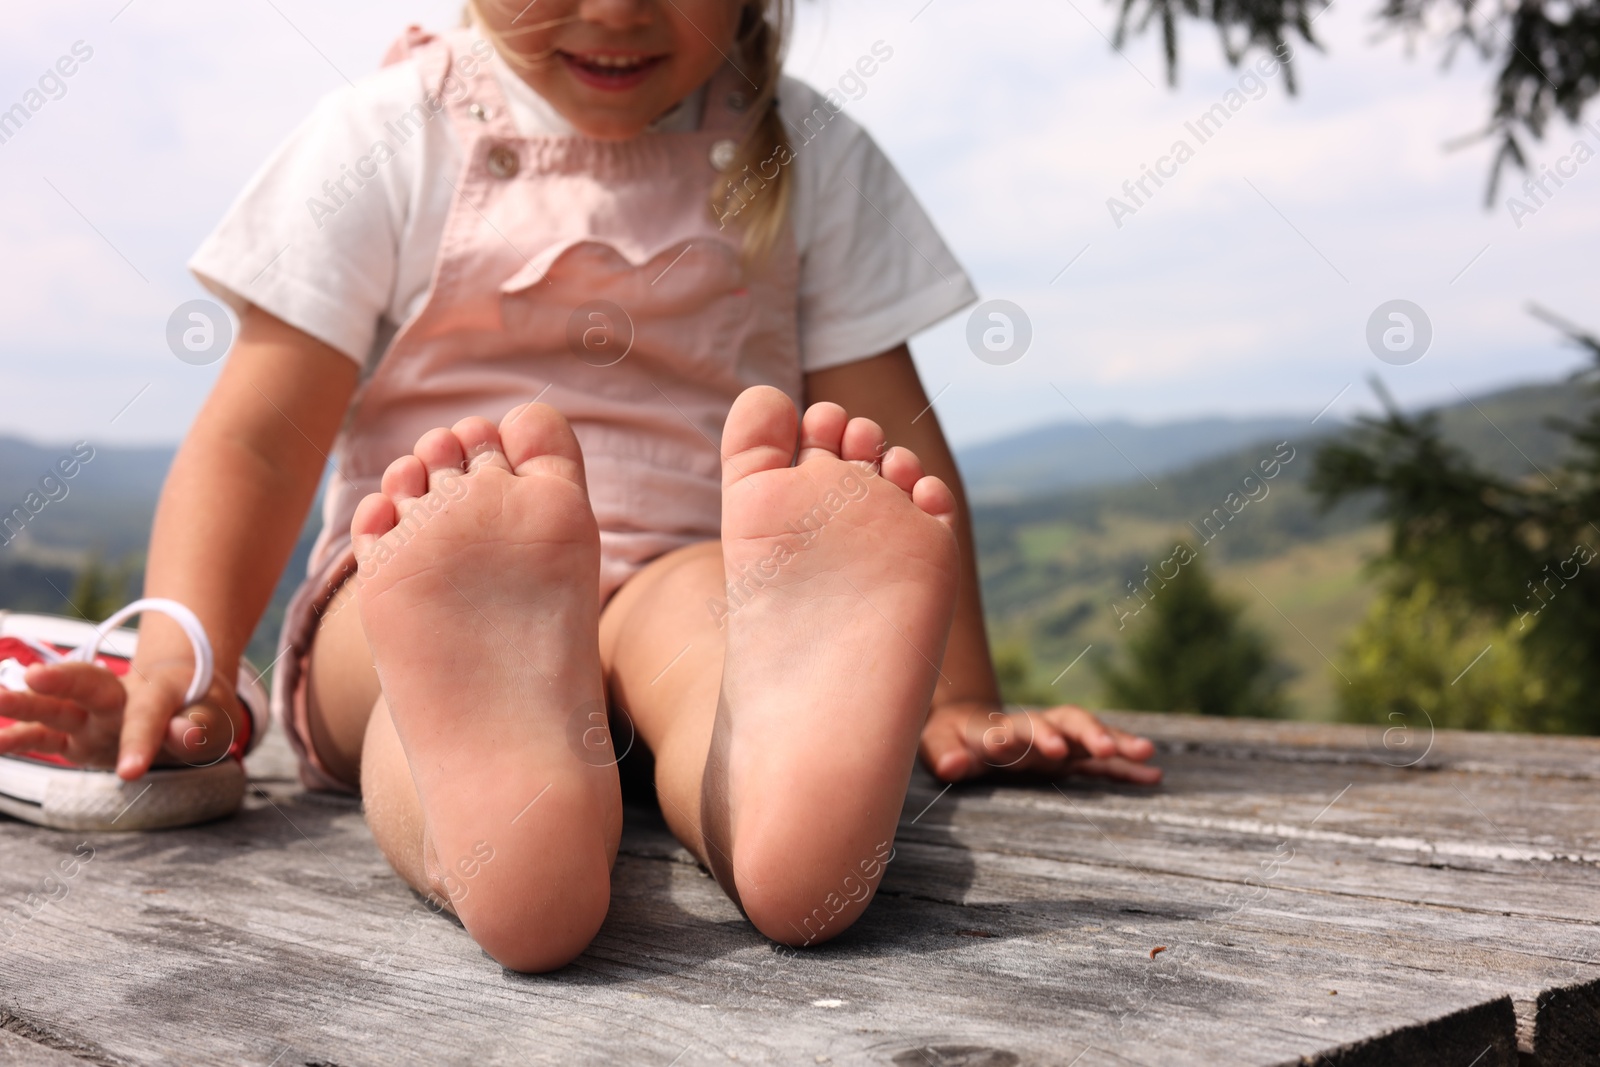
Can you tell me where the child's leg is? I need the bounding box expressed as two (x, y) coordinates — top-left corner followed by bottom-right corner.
(305, 404), (622, 972)
(602, 387), (958, 945)
(303, 580), (378, 788)
(302, 602), (435, 900)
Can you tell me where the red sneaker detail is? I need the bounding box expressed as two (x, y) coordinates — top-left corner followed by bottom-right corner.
(0, 636), (133, 768)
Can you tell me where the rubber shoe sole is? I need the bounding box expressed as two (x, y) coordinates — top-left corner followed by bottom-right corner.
(0, 756), (246, 831)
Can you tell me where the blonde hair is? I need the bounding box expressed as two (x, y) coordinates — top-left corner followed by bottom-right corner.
(465, 1), (794, 264)
(713, 0), (794, 264)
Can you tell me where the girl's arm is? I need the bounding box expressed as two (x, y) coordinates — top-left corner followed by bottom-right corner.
(127, 306), (360, 775)
(1, 307), (358, 778)
(804, 346), (1161, 784)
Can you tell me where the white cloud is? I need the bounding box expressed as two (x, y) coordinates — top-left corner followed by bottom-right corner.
(0, 0), (1593, 448)
(788, 0), (1597, 443)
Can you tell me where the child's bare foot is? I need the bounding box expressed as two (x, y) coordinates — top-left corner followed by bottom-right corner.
(351, 404), (620, 971)
(703, 386), (959, 944)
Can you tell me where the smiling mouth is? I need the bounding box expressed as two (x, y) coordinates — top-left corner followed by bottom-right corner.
(560, 52), (666, 91)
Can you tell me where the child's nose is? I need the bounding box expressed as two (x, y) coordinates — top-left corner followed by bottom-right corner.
(576, 0), (655, 32)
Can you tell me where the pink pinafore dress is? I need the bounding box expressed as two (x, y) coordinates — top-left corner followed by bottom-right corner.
(272, 26), (801, 791)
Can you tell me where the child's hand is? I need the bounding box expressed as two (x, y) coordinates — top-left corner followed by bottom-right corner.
(0, 659), (243, 779)
(919, 701), (1163, 785)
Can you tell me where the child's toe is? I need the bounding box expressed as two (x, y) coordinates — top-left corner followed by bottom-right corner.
(452, 416), (513, 474)
(798, 402), (848, 460)
(839, 417), (886, 467)
(381, 454), (429, 505)
(880, 445), (926, 494)
(498, 402), (587, 485)
(413, 427), (467, 490)
(721, 385), (798, 488)
(911, 475), (958, 525)
(352, 490), (400, 548)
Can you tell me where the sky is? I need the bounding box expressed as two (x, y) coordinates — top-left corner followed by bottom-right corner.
(0, 0), (1595, 450)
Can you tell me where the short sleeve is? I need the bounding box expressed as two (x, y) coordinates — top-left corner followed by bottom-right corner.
(782, 79), (978, 372)
(188, 63), (425, 366)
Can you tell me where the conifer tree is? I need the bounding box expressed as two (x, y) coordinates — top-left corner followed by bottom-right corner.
(64, 555), (135, 623)
(1310, 308), (1600, 732)
(1096, 556), (1289, 717)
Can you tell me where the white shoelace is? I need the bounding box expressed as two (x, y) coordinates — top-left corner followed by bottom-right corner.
(0, 597), (214, 705)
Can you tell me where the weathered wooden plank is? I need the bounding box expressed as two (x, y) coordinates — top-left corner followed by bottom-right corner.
(0, 777), (1518, 1063)
(902, 766), (1600, 921)
(3, 713), (1589, 1065)
(880, 828), (1582, 1062)
(0, 1023), (105, 1066)
(1103, 711), (1600, 781)
(1105, 710), (1600, 1064)
(942, 714), (1600, 1060)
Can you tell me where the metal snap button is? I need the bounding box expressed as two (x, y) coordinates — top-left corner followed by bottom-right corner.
(727, 91), (748, 111)
(468, 102), (488, 122)
(486, 144), (520, 179)
(709, 138), (738, 171)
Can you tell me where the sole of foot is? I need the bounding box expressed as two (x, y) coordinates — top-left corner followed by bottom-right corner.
(704, 386), (959, 944)
(351, 403), (621, 971)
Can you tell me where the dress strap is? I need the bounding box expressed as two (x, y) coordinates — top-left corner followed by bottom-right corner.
(380, 25), (520, 142)
(379, 24), (437, 68)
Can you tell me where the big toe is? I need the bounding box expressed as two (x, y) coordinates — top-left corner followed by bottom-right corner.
(721, 385), (798, 489)
(498, 402), (588, 488)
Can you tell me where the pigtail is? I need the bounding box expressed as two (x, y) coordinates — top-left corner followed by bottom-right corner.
(710, 0), (795, 266)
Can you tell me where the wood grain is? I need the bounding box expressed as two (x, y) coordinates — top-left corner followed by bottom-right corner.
(0, 712), (1593, 1065)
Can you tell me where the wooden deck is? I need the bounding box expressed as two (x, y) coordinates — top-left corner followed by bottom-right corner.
(2, 711), (1597, 1066)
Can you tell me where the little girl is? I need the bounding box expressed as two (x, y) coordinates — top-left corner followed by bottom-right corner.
(1, 0), (1158, 969)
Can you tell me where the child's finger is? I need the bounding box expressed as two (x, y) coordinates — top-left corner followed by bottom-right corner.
(969, 709), (1036, 760)
(20, 662), (127, 717)
(116, 684), (182, 780)
(1042, 705), (1119, 759)
(987, 712), (1067, 766)
(1108, 726), (1156, 762)
(162, 702), (238, 764)
(1014, 726), (1096, 776)
(0, 721), (69, 756)
(1026, 713), (1070, 761)
(919, 712), (976, 782)
(973, 712), (1067, 771)
(1066, 755), (1164, 785)
(0, 689), (93, 733)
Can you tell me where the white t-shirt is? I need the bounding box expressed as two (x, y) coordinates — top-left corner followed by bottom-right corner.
(190, 37), (977, 374)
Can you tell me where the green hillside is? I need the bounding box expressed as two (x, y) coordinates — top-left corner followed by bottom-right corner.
(957, 413), (1317, 502)
(975, 379), (1590, 719)
(1, 377), (1585, 699)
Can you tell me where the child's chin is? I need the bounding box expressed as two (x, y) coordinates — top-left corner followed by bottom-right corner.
(570, 116), (655, 141)
(541, 84), (673, 140)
